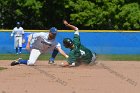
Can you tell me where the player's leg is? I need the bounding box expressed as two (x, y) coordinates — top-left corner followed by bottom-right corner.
(27, 49), (41, 65)
(92, 53), (96, 62)
(11, 49), (41, 66)
(19, 37), (22, 54)
(16, 47), (18, 54)
(48, 48), (59, 64)
(11, 56), (28, 66)
(15, 37), (19, 54)
(89, 53), (97, 65)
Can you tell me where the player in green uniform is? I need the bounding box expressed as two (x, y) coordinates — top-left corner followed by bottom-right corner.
(61, 20), (96, 67)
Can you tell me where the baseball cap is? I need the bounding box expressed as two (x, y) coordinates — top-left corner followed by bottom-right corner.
(49, 27), (57, 35)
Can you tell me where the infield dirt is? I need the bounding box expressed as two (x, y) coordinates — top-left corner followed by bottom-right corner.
(0, 60), (140, 93)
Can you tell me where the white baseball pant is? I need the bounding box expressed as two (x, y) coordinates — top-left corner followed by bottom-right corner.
(27, 49), (41, 65)
(14, 36), (22, 48)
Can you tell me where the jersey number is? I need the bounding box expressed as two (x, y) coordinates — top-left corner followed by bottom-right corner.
(80, 50), (85, 56)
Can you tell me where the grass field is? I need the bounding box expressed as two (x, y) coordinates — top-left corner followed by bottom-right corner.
(98, 55), (140, 61)
(0, 54), (140, 61)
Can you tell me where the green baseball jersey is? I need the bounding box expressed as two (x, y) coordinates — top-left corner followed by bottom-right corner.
(67, 34), (93, 65)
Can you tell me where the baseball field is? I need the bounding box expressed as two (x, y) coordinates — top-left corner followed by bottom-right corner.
(0, 54), (140, 93)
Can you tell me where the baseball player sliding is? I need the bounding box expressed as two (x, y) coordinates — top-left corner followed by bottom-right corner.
(11, 27), (68, 66)
(11, 22), (24, 54)
(60, 20), (96, 67)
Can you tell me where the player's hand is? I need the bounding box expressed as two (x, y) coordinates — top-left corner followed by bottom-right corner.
(63, 20), (69, 25)
(60, 62), (69, 67)
(22, 39), (26, 44)
(65, 55), (69, 58)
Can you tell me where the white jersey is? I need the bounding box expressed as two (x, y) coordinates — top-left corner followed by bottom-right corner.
(11, 27), (24, 37)
(31, 32), (61, 53)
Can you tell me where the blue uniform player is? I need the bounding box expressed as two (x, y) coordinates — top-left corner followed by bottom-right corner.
(11, 22), (24, 54)
(11, 27), (68, 66)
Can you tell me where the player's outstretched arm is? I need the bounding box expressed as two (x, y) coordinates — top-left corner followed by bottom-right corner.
(63, 20), (78, 31)
(26, 34), (32, 50)
(57, 47), (69, 58)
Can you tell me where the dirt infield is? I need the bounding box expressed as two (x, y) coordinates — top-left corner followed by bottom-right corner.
(0, 60), (140, 93)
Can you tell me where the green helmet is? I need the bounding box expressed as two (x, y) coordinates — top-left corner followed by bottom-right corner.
(63, 38), (73, 48)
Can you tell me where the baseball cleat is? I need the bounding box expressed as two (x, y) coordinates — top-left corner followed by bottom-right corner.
(89, 53), (97, 66)
(10, 58), (22, 66)
(48, 60), (56, 64)
(11, 60), (19, 66)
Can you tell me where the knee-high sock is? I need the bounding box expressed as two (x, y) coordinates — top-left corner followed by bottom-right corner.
(19, 47), (22, 52)
(50, 49), (59, 61)
(18, 59), (27, 64)
(16, 47), (18, 53)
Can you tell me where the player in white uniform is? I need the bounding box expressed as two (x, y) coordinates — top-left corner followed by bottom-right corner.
(11, 27), (68, 66)
(11, 22), (24, 54)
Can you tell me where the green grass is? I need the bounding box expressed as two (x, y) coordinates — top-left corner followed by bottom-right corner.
(97, 55), (140, 61)
(0, 54), (65, 60)
(0, 54), (140, 61)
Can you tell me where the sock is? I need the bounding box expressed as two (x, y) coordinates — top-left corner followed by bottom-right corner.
(50, 49), (59, 61)
(16, 48), (18, 53)
(49, 57), (54, 61)
(18, 59), (28, 64)
(19, 47), (22, 53)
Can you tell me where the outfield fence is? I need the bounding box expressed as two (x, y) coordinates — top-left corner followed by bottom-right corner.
(0, 30), (140, 54)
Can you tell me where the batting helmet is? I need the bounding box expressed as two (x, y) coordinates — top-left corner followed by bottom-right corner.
(50, 27), (57, 35)
(63, 38), (73, 48)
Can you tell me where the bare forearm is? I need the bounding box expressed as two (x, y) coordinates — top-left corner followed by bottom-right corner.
(66, 24), (77, 30)
(63, 20), (77, 31)
(60, 50), (69, 58)
(57, 47), (68, 58)
(28, 34), (32, 42)
(26, 34), (32, 50)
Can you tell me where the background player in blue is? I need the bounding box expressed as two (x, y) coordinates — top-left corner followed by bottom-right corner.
(61, 20), (96, 67)
(11, 27), (68, 66)
(11, 22), (24, 54)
